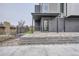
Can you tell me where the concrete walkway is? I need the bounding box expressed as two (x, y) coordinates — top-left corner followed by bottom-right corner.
(0, 44), (79, 56)
(22, 32), (79, 37)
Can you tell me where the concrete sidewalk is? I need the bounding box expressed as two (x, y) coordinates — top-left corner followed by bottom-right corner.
(22, 32), (79, 37)
(0, 44), (79, 56)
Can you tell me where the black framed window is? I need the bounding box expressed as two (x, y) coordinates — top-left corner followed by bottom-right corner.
(35, 5), (40, 13)
(60, 3), (64, 13)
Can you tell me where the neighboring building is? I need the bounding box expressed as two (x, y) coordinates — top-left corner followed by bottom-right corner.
(0, 22), (16, 35)
(10, 26), (17, 35)
(0, 23), (5, 34)
(32, 3), (79, 32)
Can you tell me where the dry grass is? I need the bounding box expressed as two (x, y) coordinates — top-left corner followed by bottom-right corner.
(0, 35), (15, 42)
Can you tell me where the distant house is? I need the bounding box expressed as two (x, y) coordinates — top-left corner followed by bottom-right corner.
(10, 26), (16, 35)
(0, 23), (5, 34)
(0, 21), (16, 35)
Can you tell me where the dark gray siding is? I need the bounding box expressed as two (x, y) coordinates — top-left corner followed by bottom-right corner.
(49, 17), (57, 32)
(58, 18), (64, 32)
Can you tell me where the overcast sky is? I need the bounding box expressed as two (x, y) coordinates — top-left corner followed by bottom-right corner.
(0, 3), (35, 26)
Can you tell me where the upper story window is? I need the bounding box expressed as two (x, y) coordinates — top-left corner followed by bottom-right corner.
(42, 4), (48, 13)
(60, 3), (64, 13)
(35, 5), (40, 13)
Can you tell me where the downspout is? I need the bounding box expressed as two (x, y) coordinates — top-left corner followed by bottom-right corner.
(66, 3), (67, 16)
(64, 3), (67, 32)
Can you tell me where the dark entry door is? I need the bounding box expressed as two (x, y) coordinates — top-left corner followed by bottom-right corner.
(43, 20), (49, 31)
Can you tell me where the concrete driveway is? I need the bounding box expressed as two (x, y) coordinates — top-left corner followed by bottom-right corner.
(0, 44), (79, 56)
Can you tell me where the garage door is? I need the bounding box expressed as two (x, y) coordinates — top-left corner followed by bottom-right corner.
(65, 18), (79, 32)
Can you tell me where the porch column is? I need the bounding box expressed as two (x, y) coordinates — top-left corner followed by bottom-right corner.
(32, 16), (34, 33)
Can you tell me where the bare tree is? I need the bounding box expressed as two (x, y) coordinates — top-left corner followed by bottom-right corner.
(17, 20), (25, 33)
(18, 20), (25, 27)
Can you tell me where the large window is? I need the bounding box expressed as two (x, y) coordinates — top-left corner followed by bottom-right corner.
(42, 3), (48, 13)
(60, 3), (64, 13)
(35, 5), (40, 13)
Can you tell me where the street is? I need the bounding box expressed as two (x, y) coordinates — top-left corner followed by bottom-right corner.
(0, 44), (79, 56)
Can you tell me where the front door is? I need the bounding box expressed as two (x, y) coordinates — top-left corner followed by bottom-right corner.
(43, 20), (49, 31)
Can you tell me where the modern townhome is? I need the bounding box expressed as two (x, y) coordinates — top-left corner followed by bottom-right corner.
(32, 3), (79, 32)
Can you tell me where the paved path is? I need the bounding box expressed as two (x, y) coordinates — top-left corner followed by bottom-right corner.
(22, 32), (79, 37)
(0, 44), (79, 56)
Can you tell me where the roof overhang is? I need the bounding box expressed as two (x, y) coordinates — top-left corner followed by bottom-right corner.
(32, 13), (59, 20)
(66, 15), (79, 18)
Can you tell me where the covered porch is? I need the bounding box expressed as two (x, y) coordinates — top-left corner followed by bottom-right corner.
(32, 13), (59, 32)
